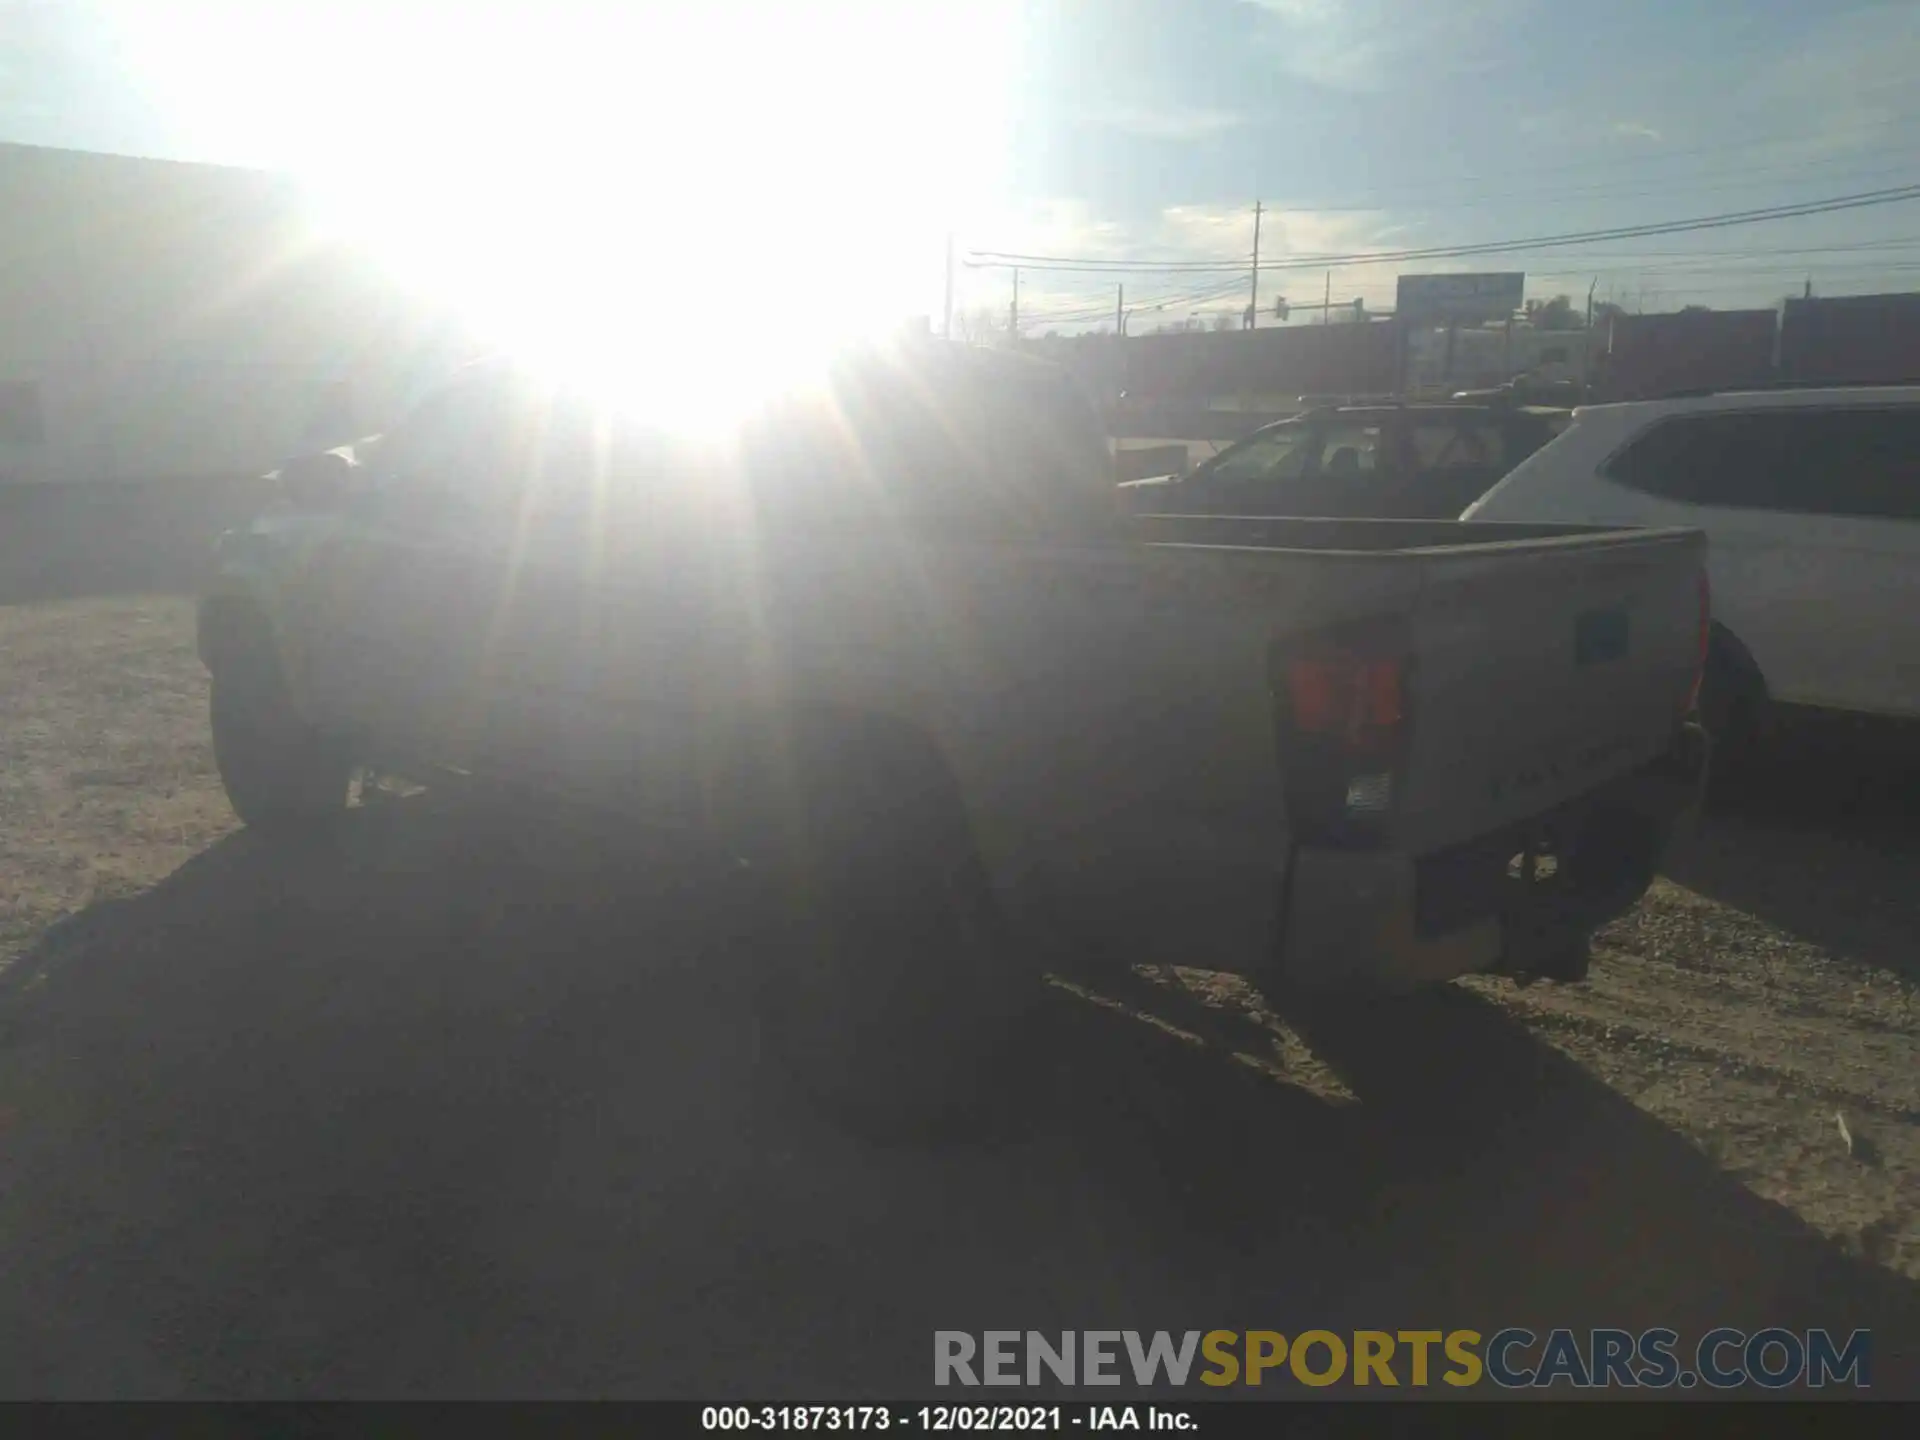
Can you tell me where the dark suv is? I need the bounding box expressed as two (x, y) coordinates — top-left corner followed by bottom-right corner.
(1117, 402), (1570, 520)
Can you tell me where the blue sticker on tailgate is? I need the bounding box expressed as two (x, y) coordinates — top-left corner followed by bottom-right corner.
(1575, 607), (1630, 665)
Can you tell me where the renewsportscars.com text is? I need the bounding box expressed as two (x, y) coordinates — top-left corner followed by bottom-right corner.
(934, 1328), (1871, 1390)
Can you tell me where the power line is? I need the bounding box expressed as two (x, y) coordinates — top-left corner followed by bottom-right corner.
(1506, 236), (1920, 263)
(1590, 261), (1920, 285)
(1016, 274), (1251, 328)
(1293, 153), (1920, 217)
(1019, 278), (1244, 326)
(964, 182), (1920, 275)
(999, 250), (1920, 329)
(978, 232), (1920, 324)
(1529, 257), (1920, 283)
(1023, 255), (1920, 329)
(1018, 272), (1250, 314)
(1246, 92), (1920, 207)
(1016, 236), (1920, 308)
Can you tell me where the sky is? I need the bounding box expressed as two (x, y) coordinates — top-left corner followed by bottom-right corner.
(4, 0), (1920, 337)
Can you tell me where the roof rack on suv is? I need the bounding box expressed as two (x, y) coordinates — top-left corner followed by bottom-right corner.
(1658, 378), (1920, 400)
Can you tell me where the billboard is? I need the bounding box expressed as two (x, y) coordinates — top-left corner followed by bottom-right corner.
(1396, 272), (1525, 325)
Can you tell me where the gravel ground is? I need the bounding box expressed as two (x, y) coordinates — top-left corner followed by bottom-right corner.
(0, 595), (1915, 1397)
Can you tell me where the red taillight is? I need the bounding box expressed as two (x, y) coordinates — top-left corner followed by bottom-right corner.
(1280, 649), (1410, 844)
(1686, 567), (1711, 715)
(1287, 655), (1406, 743)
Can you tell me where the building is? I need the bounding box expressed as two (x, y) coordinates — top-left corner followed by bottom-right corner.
(1591, 309), (1778, 402)
(1402, 322), (1602, 393)
(1776, 292), (1920, 386)
(0, 142), (476, 486)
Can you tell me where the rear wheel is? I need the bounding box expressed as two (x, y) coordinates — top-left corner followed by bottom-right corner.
(732, 714), (1049, 1141)
(208, 630), (354, 837)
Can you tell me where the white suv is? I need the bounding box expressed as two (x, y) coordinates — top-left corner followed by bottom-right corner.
(1463, 386), (1920, 750)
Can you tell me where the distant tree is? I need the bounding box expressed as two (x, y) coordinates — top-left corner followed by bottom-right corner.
(1591, 300), (1629, 329)
(1211, 311), (1239, 332)
(1524, 294), (1580, 330)
(1680, 304), (1712, 314)
(1272, 296), (1290, 321)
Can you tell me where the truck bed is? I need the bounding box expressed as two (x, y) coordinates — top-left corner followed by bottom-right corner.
(744, 509), (1705, 982)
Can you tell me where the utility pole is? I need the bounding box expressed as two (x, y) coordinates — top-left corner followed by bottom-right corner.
(1584, 276), (1600, 402)
(942, 231), (955, 340)
(1009, 267), (1020, 339)
(1323, 269), (1332, 324)
(1248, 200), (1262, 330)
(1116, 283), (1124, 337)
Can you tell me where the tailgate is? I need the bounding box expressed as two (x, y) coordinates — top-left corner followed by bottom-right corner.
(1391, 528), (1705, 856)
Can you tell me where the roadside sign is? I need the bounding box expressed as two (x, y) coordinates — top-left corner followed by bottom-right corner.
(1396, 273), (1525, 325)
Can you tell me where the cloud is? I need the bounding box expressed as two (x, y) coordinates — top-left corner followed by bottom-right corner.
(1546, 3), (1920, 172)
(1515, 113), (1663, 150)
(1738, 4), (1920, 165)
(1249, 0), (1540, 94)
(1075, 105), (1244, 140)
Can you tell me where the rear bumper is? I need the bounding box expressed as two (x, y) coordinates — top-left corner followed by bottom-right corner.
(1271, 721), (1710, 992)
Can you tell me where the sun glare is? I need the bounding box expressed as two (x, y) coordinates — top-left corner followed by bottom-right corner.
(109, 0), (1016, 429)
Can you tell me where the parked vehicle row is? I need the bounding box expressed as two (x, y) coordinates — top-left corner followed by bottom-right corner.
(1117, 399), (1570, 520)
(201, 342), (1710, 1128)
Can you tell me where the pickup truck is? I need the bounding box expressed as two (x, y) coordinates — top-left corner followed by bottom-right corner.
(200, 343), (1709, 1130)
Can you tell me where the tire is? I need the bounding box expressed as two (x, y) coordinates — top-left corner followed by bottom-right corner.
(736, 713), (1048, 1142)
(208, 633), (354, 837)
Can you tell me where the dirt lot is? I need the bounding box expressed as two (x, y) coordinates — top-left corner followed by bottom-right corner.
(1, 594), (1916, 1398)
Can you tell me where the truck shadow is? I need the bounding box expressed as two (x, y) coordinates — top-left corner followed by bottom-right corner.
(0, 794), (1913, 1397)
(1052, 967), (1918, 1386)
(1665, 719), (1920, 982)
